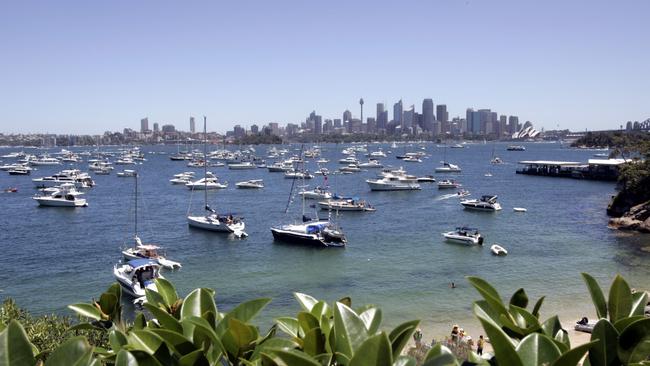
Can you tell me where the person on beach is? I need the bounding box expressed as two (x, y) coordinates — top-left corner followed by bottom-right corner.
(451, 325), (459, 343)
(477, 335), (484, 355)
(413, 328), (423, 348)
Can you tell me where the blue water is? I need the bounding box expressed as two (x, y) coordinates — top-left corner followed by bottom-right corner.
(1, 142), (648, 334)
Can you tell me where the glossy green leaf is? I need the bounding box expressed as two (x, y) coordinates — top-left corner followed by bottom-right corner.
(178, 349), (209, 366)
(541, 316), (563, 341)
(149, 329), (197, 356)
(128, 330), (164, 354)
(275, 317), (300, 338)
(303, 327), (326, 356)
(68, 322), (103, 332)
(118, 350), (163, 366)
(145, 289), (165, 309)
(467, 277), (510, 324)
(532, 296), (545, 318)
(630, 291), (648, 317)
(467, 276), (503, 302)
(510, 288), (529, 308)
(421, 353), (459, 366)
(106, 283), (122, 302)
(388, 319), (419, 356)
(298, 311), (320, 334)
(515, 333), (562, 366)
(0, 320), (35, 366)
(618, 318), (650, 363)
(589, 319), (620, 366)
(180, 288), (217, 323)
(473, 303), (523, 366)
(180, 316), (225, 357)
(581, 273), (607, 319)
(359, 307), (382, 335)
(510, 305), (542, 334)
(608, 274), (632, 322)
(338, 296), (352, 308)
(215, 298), (271, 337)
(393, 356), (417, 366)
(98, 293), (117, 317)
(614, 315), (646, 333)
(310, 301), (330, 321)
(423, 344), (455, 361)
(154, 278), (178, 307)
(250, 337), (300, 361)
(263, 348), (321, 366)
(133, 312), (146, 330)
(45, 336), (93, 366)
(294, 293), (319, 312)
(115, 350), (138, 366)
(349, 332), (392, 366)
(109, 329), (129, 352)
(68, 303), (102, 321)
(334, 302), (369, 359)
(222, 318), (257, 359)
(552, 341), (598, 366)
(144, 303), (183, 333)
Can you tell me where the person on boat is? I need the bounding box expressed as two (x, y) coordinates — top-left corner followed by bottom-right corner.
(450, 282), (456, 288)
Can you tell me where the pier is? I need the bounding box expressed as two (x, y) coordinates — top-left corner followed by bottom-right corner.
(516, 159), (629, 181)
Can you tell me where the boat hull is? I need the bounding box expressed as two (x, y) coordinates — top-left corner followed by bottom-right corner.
(271, 227), (345, 248)
(33, 197), (87, 207)
(367, 181), (420, 191)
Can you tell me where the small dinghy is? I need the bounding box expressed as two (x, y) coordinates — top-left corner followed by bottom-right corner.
(574, 317), (596, 333)
(513, 207), (527, 212)
(490, 244), (508, 256)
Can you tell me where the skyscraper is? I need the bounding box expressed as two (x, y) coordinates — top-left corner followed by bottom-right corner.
(140, 117), (149, 133)
(343, 110), (352, 124)
(402, 105), (414, 132)
(393, 100), (403, 128)
(422, 99), (434, 132)
(189, 117), (195, 133)
(153, 123), (159, 133)
(508, 116), (519, 134)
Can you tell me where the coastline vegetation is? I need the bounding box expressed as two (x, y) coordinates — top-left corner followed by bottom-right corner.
(1, 274), (648, 365)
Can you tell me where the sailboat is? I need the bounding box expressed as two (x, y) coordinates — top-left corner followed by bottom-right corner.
(187, 117), (247, 238)
(271, 146), (347, 248)
(490, 141), (503, 164)
(435, 144), (461, 172)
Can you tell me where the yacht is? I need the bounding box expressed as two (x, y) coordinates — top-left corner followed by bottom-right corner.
(170, 172), (195, 184)
(271, 219), (347, 248)
(185, 172), (227, 189)
(339, 164), (361, 173)
(267, 161), (293, 172)
(366, 172), (420, 191)
(417, 175), (436, 182)
(443, 227), (484, 245)
(358, 159), (383, 168)
(403, 156), (422, 163)
(115, 157), (136, 165)
(285, 170), (314, 179)
(236, 179), (264, 189)
(33, 183), (87, 207)
(435, 162), (462, 173)
(30, 156), (61, 166)
(316, 158), (329, 164)
(1, 163), (31, 171)
(113, 259), (162, 297)
(338, 156), (359, 164)
(368, 150), (387, 158)
(299, 186), (332, 200)
(318, 198), (375, 212)
(314, 167), (330, 175)
(32, 169), (95, 188)
(490, 157), (504, 164)
(117, 169), (137, 177)
(8, 166), (32, 175)
(228, 162), (256, 170)
(122, 237), (181, 270)
(461, 195), (502, 211)
(88, 161), (114, 172)
(437, 179), (461, 189)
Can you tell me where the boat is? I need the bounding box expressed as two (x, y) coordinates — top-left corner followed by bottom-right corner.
(368, 150), (387, 158)
(456, 189), (471, 198)
(8, 166), (31, 175)
(113, 259), (162, 298)
(403, 156), (422, 163)
(490, 244), (508, 256)
(507, 145), (526, 151)
(1, 163), (32, 172)
(490, 157), (503, 164)
(88, 161), (114, 172)
(338, 156), (358, 164)
(228, 162), (256, 170)
(461, 195), (502, 211)
(443, 227), (484, 245)
(313, 167), (330, 175)
(236, 179), (264, 189)
(95, 167), (111, 175)
(574, 317), (596, 334)
(450, 144), (464, 149)
(484, 173), (493, 177)
(122, 239), (181, 270)
(316, 158), (329, 164)
(513, 207), (527, 212)
(32, 183), (87, 207)
(284, 170), (314, 179)
(340, 164), (361, 173)
(170, 172), (195, 184)
(30, 156), (61, 166)
(299, 186), (332, 200)
(417, 175), (436, 182)
(317, 198), (375, 212)
(32, 169), (95, 188)
(117, 169), (137, 177)
(437, 179), (461, 189)
(267, 161), (293, 172)
(185, 172), (228, 189)
(435, 162), (461, 173)
(187, 117), (247, 238)
(4, 187), (18, 193)
(366, 169), (421, 191)
(593, 153), (609, 158)
(358, 160), (383, 168)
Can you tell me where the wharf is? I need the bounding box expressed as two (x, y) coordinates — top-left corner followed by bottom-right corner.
(516, 159), (629, 181)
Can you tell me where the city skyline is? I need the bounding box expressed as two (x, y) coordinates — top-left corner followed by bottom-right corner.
(1, 0), (649, 134)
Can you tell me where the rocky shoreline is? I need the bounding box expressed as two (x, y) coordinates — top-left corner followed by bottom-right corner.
(608, 200), (650, 233)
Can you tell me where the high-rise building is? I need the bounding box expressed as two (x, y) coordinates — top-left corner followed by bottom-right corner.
(508, 116), (519, 134)
(314, 115), (322, 134)
(250, 124), (259, 134)
(422, 99), (435, 132)
(436, 105), (448, 123)
(378, 111), (388, 133)
(498, 115), (507, 138)
(393, 100), (403, 128)
(140, 117), (149, 133)
(402, 105), (415, 132)
(153, 123), (159, 133)
(343, 110), (352, 124)
(334, 119), (342, 128)
(366, 117), (376, 133)
(189, 117), (195, 133)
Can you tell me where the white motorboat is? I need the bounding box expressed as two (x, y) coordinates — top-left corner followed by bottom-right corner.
(484, 172), (493, 177)
(30, 156), (61, 166)
(314, 167), (330, 175)
(236, 179), (264, 189)
(338, 156), (359, 164)
(33, 183), (87, 207)
(403, 156), (422, 163)
(117, 169), (137, 177)
(507, 145), (526, 151)
(368, 150), (387, 158)
(187, 117), (246, 237)
(366, 169), (420, 191)
(316, 158), (329, 164)
(170, 171), (195, 184)
(113, 259), (162, 298)
(185, 172), (227, 189)
(228, 162), (256, 170)
(443, 227), (484, 245)
(513, 207), (527, 212)
(115, 157), (137, 165)
(88, 161), (114, 172)
(299, 186), (332, 200)
(437, 179), (461, 189)
(285, 170), (314, 179)
(267, 162), (293, 172)
(8, 166), (32, 175)
(1, 163), (31, 172)
(340, 164), (361, 173)
(271, 220), (347, 248)
(435, 162), (461, 173)
(491, 244), (508, 256)
(187, 159), (208, 168)
(122, 238), (181, 270)
(417, 175), (436, 182)
(318, 198), (375, 212)
(358, 160), (384, 168)
(461, 195), (502, 211)
(32, 169), (95, 188)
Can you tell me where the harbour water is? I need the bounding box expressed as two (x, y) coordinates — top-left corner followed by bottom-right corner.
(1, 142), (648, 334)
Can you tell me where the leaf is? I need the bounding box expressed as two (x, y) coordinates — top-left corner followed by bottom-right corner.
(392, 356), (417, 366)
(178, 349), (209, 366)
(68, 323), (103, 332)
(359, 308), (382, 335)
(467, 276), (502, 302)
(0, 320), (36, 366)
(221, 318), (257, 359)
(589, 319), (620, 366)
(68, 303), (102, 321)
(552, 341), (598, 366)
(532, 296), (545, 318)
(515, 333), (562, 366)
(98, 293), (118, 318)
(630, 291), (648, 317)
(250, 338), (300, 361)
(275, 317), (300, 338)
(581, 273), (607, 319)
(133, 313), (146, 330)
(144, 303), (183, 333)
(215, 298), (271, 337)
(117, 350), (163, 366)
(338, 297), (352, 308)
(421, 353), (458, 366)
(45, 336), (93, 366)
(303, 327), (326, 356)
(613, 316), (646, 333)
(298, 312), (321, 334)
(334, 302), (369, 359)
(294, 293), (319, 312)
(510, 288), (529, 308)
(388, 320), (420, 356)
(109, 329), (129, 352)
(608, 274), (632, 322)
(349, 332), (392, 366)
(467, 277), (510, 324)
(473, 303), (523, 366)
(618, 318), (650, 363)
(115, 349), (138, 366)
(310, 301), (330, 320)
(154, 278), (179, 308)
(423, 344), (455, 362)
(180, 288), (218, 324)
(145, 289), (166, 310)
(263, 349), (321, 366)
(128, 330), (164, 354)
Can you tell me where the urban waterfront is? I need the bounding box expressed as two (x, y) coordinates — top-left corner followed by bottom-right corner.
(1, 142), (648, 336)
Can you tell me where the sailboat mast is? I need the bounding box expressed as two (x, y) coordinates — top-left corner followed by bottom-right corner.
(134, 172), (138, 238)
(203, 116), (208, 207)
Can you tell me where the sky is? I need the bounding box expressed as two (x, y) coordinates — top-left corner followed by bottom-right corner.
(1, 0), (648, 134)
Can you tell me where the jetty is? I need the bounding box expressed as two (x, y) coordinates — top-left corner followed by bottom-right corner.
(516, 159), (630, 181)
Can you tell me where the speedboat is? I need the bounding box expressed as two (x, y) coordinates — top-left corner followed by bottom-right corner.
(461, 195), (502, 211)
(33, 183), (87, 207)
(236, 179), (264, 189)
(318, 198), (375, 212)
(437, 179), (461, 189)
(507, 145), (526, 151)
(113, 259), (162, 298)
(122, 237), (181, 270)
(285, 170), (314, 179)
(435, 162), (461, 173)
(513, 207), (527, 212)
(314, 167), (330, 175)
(316, 158), (329, 164)
(490, 244), (508, 256)
(88, 161), (114, 172)
(170, 172), (195, 184)
(185, 172), (227, 189)
(299, 186), (332, 200)
(443, 227), (484, 245)
(369, 150), (387, 158)
(338, 156), (358, 164)
(228, 162), (256, 170)
(115, 157), (137, 165)
(267, 161), (293, 172)
(32, 169), (95, 188)
(271, 219), (346, 248)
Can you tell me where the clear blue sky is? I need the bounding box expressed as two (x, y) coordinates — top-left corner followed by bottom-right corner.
(1, 0), (648, 134)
